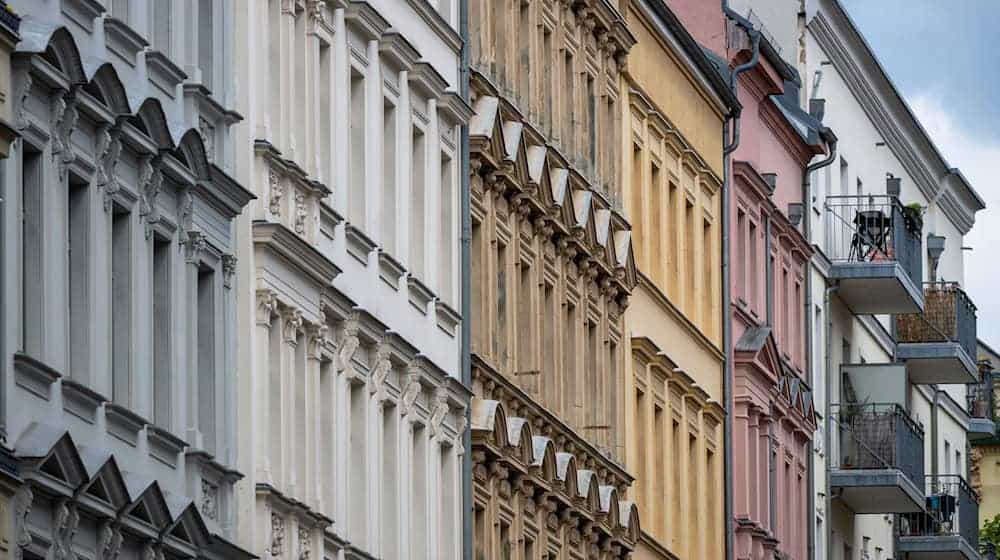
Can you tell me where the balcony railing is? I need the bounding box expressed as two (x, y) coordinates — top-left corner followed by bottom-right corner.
(969, 366), (994, 420)
(824, 194), (922, 284)
(899, 475), (980, 550)
(897, 282), (977, 358)
(833, 403), (924, 484)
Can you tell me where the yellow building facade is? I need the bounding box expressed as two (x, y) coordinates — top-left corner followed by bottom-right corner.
(619, 2), (737, 559)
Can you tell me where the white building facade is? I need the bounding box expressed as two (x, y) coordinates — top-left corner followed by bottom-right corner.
(228, 1), (471, 560)
(804, 1), (986, 559)
(1, 0), (254, 558)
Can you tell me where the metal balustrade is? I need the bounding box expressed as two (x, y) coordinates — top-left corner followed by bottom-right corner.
(897, 282), (978, 359)
(824, 194), (923, 285)
(969, 367), (994, 420)
(899, 475), (980, 551)
(832, 403), (924, 486)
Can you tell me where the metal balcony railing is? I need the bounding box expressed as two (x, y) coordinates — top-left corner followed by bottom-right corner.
(832, 403), (924, 485)
(896, 282), (978, 358)
(969, 366), (994, 421)
(899, 475), (980, 550)
(824, 194), (923, 284)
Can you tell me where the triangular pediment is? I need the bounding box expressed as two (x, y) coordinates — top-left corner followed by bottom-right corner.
(735, 325), (782, 381)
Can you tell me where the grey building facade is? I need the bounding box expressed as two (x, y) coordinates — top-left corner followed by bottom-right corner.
(1, 1), (253, 558)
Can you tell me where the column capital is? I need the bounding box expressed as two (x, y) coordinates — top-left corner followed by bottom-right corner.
(256, 289), (278, 326)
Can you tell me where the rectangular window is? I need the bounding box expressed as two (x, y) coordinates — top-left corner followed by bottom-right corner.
(382, 405), (399, 557)
(587, 75), (596, 173)
(635, 389), (647, 516)
(439, 152), (454, 302)
(349, 382), (367, 537)
(563, 302), (576, 423)
(668, 182), (678, 299)
(382, 100), (397, 253)
(152, 0), (171, 53)
(653, 404), (665, 535)
(411, 425), (427, 560)
(516, 260), (534, 382)
(542, 29), (553, 134)
(21, 148), (43, 355)
(499, 520), (511, 560)
(703, 218), (712, 330)
(563, 52), (574, 153)
(319, 42), (332, 182)
(410, 126), (426, 276)
(320, 359), (336, 513)
(152, 236), (172, 428)
(707, 448), (717, 550)
(68, 177), (90, 381)
(542, 283), (556, 405)
(630, 146), (643, 263)
(650, 163), (662, 283)
(474, 506), (486, 560)
(197, 267), (216, 453)
(518, 2), (531, 107)
(586, 321), (598, 432)
(439, 447), (456, 559)
(737, 210), (746, 302)
(689, 435), (698, 545)
(471, 220), (484, 353)
(111, 208), (132, 406)
(523, 537), (534, 560)
(671, 419), (681, 546)
(349, 70), (367, 226)
(685, 200), (695, 312)
(198, 0), (214, 90)
(748, 220), (758, 312)
(495, 242), (507, 366)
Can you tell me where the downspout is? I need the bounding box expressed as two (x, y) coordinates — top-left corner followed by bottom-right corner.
(931, 388), (939, 475)
(459, 1), (473, 559)
(804, 135), (837, 560)
(721, 7), (761, 559)
(824, 284), (838, 560)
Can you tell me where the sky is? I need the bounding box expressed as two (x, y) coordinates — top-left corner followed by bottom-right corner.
(840, 0), (1000, 350)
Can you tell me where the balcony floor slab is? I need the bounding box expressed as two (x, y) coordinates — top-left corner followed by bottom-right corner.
(830, 261), (923, 314)
(969, 417), (996, 440)
(897, 342), (978, 384)
(897, 535), (979, 560)
(831, 468), (926, 513)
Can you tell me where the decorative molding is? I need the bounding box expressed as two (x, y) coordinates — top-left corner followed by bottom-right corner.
(406, 275), (435, 315)
(256, 289), (278, 327)
(377, 250), (405, 290)
(270, 513), (285, 556)
(222, 254), (237, 288)
(201, 479), (219, 521)
(344, 224), (376, 265)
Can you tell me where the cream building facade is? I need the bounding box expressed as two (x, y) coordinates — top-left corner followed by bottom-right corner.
(619, 2), (736, 559)
(229, 1), (471, 560)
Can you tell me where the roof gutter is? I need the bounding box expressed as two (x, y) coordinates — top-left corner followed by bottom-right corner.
(459, 0), (473, 559)
(721, 5), (760, 560)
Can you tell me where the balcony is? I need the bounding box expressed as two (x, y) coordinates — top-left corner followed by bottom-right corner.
(898, 475), (981, 560)
(830, 403), (926, 513)
(896, 282), (978, 384)
(824, 194), (923, 314)
(968, 365), (995, 440)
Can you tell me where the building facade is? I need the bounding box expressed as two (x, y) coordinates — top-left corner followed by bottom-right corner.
(2, 0), (254, 558)
(467, 0), (641, 558)
(229, 1), (471, 560)
(619, 1), (736, 559)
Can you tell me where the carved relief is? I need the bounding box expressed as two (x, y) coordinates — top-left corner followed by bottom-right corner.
(298, 526), (311, 560)
(282, 307), (304, 344)
(429, 386), (450, 438)
(50, 499), (80, 560)
(453, 408), (467, 455)
(51, 92), (80, 183)
(337, 318), (361, 378)
(201, 479), (219, 521)
(270, 513), (285, 556)
(222, 254), (238, 289)
(179, 190), (195, 232)
(369, 342), (392, 398)
(306, 323), (329, 361)
(139, 155), (165, 238)
(269, 170), (283, 217)
(199, 117), (216, 161)
(14, 73), (32, 131)
(96, 520), (123, 560)
(12, 485), (32, 560)
(184, 230), (207, 264)
(256, 289), (278, 326)
(400, 368), (423, 417)
(97, 125), (124, 211)
(294, 191), (307, 235)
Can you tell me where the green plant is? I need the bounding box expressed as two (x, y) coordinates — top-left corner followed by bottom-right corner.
(980, 513), (1000, 549)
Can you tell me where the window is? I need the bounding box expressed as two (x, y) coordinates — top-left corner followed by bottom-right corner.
(471, 220), (484, 353)
(474, 506), (486, 560)
(650, 162), (662, 283)
(349, 70), (367, 226)
(516, 260), (534, 383)
(21, 148), (43, 355)
(542, 29), (553, 134)
(152, 236), (172, 428)
(630, 146), (643, 263)
(688, 434), (698, 547)
(439, 151), (454, 301)
(411, 425), (427, 560)
(321, 359), (336, 514)
(563, 303), (576, 421)
(542, 285), (555, 401)
(319, 42), (332, 182)
(668, 182), (678, 299)
(410, 126), (426, 276)
(439, 447), (456, 559)
(634, 389), (647, 516)
(111, 0), (129, 22)
(499, 519), (511, 560)
(748, 220), (758, 312)
(671, 419), (681, 546)
(685, 200), (695, 312)
(382, 405), (398, 557)
(587, 75), (596, 173)
(152, 0), (171, 54)
(68, 176), (90, 381)
(653, 404), (665, 535)
(111, 207), (132, 406)
(737, 209), (746, 302)
(585, 321), (598, 435)
(703, 218), (712, 329)
(349, 382), (367, 538)
(563, 52), (574, 153)
(517, 2), (530, 107)
(382, 100), (397, 253)
(495, 242), (507, 366)
(197, 266), (216, 453)
(198, 0), (214, 90)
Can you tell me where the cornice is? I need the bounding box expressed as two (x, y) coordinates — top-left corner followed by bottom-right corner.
(378, 31), (420, 71)
(633, 275), (724, 360)
(253, 220), (341, 286)
(344, 1), (389, 41)
(809, 6), (982, 233)
(404, 0), (462, 54)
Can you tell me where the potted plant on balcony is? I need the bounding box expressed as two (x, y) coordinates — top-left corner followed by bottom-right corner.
(902, 202), (924, 235)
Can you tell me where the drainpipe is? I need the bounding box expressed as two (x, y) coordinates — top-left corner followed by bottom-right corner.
(931, 388), (939, 476)
(804, 134), (837, 560)
(459, 0), (473, 559)
(721, 5), (761, 559)
(824, 284), (838, 560)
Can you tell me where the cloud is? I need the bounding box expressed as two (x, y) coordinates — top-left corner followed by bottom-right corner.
(907, 92), (1000, 349)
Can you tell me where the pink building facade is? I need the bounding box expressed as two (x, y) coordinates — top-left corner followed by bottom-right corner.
(668, 3), (831, 559)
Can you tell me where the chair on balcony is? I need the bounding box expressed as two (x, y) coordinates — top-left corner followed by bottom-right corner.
(849, 209), (891, 262)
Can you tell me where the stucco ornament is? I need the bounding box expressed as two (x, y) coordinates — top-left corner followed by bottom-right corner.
(222, 254), (238, 289)
(337, 318), (361, 378)
(179, 190), (195, 232)
(12, 485), (33, 560)
(369, 342), (392, 398)
(269, 170), (283, 217)
(282, 307), (304, 344)
(453, 408), (467, 455)
(97, 520), (123, 560)
(96, 125), (123, 211)
(429, 386), (450, 438)
(141, 542), (164, 560)
(139, 155), (164, 238)
(298, 526), (311, 560)
(184, 230), (207, 265)
(294, 191), (308, 235)
(199, 117), (215, 161)
(51, 91), (79, 183)
(270, 513), (285, 556)
(51, 499), (80, 560)
(15, 73), (32, 131)
(201, 479), (219, 521)
(400, 365), (423, 417)
(256, 289), (278, 326)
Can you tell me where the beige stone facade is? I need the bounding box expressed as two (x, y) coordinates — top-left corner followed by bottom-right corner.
(467, 0), (641, 558)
